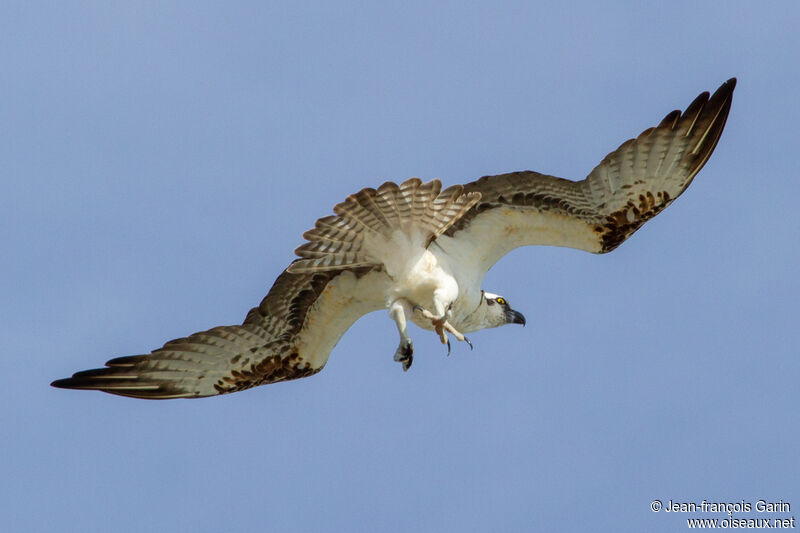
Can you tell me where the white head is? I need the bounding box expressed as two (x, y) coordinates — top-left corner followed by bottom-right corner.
(460, 290), (526, 331)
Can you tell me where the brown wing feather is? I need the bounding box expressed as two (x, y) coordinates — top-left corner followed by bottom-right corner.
(51, 264), (382, 399)
(445, 78), (736, 262)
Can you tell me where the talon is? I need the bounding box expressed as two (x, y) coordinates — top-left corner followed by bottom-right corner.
(464, 337), (473, 350)
(411, 304), (468, 351)
(394, 339), (414, 371)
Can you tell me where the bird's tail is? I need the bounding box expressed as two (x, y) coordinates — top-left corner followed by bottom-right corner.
(287, 178), (480, 274)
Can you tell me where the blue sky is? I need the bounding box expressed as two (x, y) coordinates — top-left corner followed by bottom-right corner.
(3, 1), (799, 531)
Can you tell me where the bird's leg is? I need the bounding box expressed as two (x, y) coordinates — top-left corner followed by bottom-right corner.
(413, 298), (472, 354)
(413, 306), (448, 343)
(389, 299), (414, 371)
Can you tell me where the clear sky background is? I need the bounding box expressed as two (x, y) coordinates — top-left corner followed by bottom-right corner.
(3, 2), (799, 532)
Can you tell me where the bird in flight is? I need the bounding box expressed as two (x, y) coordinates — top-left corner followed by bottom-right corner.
(52, 78), (736, 399)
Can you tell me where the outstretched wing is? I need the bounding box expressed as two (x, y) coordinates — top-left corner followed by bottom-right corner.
(437, 78), (736, 276)
(51, 265), (389, 399)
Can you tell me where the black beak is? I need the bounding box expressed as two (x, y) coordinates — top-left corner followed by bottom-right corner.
(507, 309), (526, 326)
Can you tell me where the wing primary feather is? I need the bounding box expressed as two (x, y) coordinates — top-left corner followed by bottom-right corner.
(690, 82), (734, 157)
(682, 91), (710, 137)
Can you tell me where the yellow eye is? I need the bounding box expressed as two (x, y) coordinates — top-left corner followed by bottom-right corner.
(496, 297), (506, 305)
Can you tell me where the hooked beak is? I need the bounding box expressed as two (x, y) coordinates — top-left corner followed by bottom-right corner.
(507, 309), (526, 326)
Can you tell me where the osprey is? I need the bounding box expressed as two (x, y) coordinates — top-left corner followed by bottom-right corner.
(52, 79), (736, 399)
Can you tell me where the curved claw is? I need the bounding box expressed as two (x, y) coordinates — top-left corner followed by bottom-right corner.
(394, 339), (414, 371)
(464, 337), (473, 350)
(446, 339), (451, 356)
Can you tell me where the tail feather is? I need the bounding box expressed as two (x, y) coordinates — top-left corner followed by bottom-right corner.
(427, 184), (481, 238)
(411, 179), (440, 223)
(287, 178), (482, 274)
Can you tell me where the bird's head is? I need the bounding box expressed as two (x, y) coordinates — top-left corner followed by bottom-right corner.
(479, 291), (526, 329)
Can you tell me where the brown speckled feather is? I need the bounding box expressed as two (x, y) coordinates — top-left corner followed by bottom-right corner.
(445, 78), (735, 264)
(51, 265), (385, 398)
